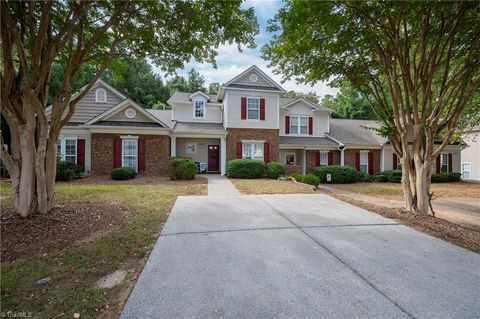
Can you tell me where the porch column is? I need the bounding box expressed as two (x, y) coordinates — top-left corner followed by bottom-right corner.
(302, 148), (307, 174)
(170, 136), (176, 157)
(220, 136), (227, 175)
(380, 147), (384, 172)
(340, 148), (345, 166)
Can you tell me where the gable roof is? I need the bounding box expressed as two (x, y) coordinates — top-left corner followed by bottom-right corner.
(188, 91), (211, 101)
(327, 119), (387, 146)
(168, 91), (220, 105)
(145, 109), (174, 128)
(223, 65), (285, 91)
(280, 97), (332, 112)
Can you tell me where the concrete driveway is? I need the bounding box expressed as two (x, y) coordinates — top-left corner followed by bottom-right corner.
(120, 194), (480, 319)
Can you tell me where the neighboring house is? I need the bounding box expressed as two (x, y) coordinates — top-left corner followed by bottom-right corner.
(461, 126), (480, 180)
(48, 65), (462, 176)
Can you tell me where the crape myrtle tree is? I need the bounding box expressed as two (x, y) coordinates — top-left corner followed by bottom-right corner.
(263, 1), (480, 215)
(1, 0), (258, 217)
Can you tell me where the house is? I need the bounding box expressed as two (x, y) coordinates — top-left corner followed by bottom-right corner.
(461, 126), (480, 180)
(50, 65), (462, 177)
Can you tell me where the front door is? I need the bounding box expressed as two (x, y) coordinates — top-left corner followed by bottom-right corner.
(208, 145), (220, 172)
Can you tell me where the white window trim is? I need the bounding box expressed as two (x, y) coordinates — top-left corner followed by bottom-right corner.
(360, 150), (369, 173)
(57, 137), (77, 163)
(289, 114), (309, 135)
(461, 162), (471, 179)
(242, 141), (264, 161)
(320, 150), (329, 166)
(285, 153), (296, 165)
(95, 88), (107, 103)
(185, 142), (198, 155)
(193, 100), (206, 119)
(247, 97), (260, 121)
(440, 152), (449, 173)
(121, 138), (138, 171)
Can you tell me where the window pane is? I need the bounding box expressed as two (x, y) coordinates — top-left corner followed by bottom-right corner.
(242, 143), (252, 159)
(441, 153), (448, 173)
(360, 152), (368, 173)
(290, 116), (298, 134)
(247, 98), (259, 120)
(300, 117), (308, 134)
(57, 140), (62, 155)
(65, 140), (76, 156)
(253, 143), (263, 160)
(320, 152), (328, 166)
(195, 101), (204, 118)
(122, 139), (137, 170)
(286, 154), (295, 165)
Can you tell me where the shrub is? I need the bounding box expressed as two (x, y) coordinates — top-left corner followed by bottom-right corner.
(302, 174), (320, 187)
(111, 167), (136, 180)
(169, 158), (196, 180)
(266, 162), (285, 179)
(431, 172), (461, 183)
(357, 171), (374, 182)
(378, 170), (402, 183)
(312, 165), (359, 184)
(226, 159), (266, 178)
(373, 174), (388, 182)
(290, 172), (304, 182)
(56, 160), (82, 181)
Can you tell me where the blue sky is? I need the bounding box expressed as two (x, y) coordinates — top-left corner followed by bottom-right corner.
(153, 0), (338, 98)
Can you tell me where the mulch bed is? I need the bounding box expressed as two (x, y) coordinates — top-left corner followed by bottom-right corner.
(64, 174), (208, 185)
(331, 193), (480, 253)
(1, 203), (127, 262)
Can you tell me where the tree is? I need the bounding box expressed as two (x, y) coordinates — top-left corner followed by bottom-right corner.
(263, 1), (480, 215)
(282, 90), (320, 104)
(187, 68), (206, 92)
(1, 1), (258, 217)
(208, 82), (221, 95)
(166, 75), (190, 95)
(321, 81), (377, 119)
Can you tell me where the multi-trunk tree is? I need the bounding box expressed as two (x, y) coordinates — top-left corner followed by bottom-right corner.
(263, 1), (480, 215)
(1, 0), (258, 217)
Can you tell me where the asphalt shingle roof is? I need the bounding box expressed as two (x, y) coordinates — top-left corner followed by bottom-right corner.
(279, 136), (338, 146)
(145, 109), (174, 128)
(167, 91), (219, 104)
(173, 122), (226, 135)
(327, 119), (386, 146)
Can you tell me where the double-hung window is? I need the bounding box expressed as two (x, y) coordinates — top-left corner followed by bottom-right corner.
(286, 153), (295, 165)
(360, 151), (369, 173)
(440, 153), (448, 173)
(461, 162), (471, 179)
(247, 97), (260, 120)
(242, 141), (264, 161)
(194, 100), (205, 118)
(57, 138), (77, 163)
(122, 138), (138, 171)
(290, 115), (309, 135)
(320, 151), (328, 166)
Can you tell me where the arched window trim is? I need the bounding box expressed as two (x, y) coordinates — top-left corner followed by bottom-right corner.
(95, 88), (107, 103)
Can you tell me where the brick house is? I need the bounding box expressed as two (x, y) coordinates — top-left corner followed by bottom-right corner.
(49, 65), (462, 176)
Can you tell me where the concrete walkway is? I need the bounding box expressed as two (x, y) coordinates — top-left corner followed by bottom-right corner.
(320, 184), (480, 229)
(205, 174), (240, 196)
(120, 194), (480, 319)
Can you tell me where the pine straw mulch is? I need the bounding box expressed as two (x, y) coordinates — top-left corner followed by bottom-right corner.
(65, 174), (208, 185)
(1, 203), (127, 262)
(330, 193), (480, 253)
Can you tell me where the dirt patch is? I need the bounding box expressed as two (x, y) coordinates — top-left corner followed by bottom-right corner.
(65, 174), (208, 185)
(1, 203), (127, 262)
(330, 193), (480, 253)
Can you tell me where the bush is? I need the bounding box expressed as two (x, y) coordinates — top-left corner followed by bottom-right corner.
(431, 172), (461, 183)
(56, 160), (82, 181)
(266, 162), (285, 179)
(357, 171), (374, 182)
(111, 167), (136, 180)
(302, 174), (320, 187)
(373, 174), (388, 182)
(226, 159), (266, 178)
(377, 170), (402, 183)
(312, 165), (359, 184)
(169, 158), (196, 180)
(290, 172), (304, 182)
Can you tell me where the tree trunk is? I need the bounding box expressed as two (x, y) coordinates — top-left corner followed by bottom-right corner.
(16, 125), (37, 217)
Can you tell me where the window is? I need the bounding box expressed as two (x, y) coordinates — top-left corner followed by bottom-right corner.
(320, 151), (328, 166)
(122, 139), (138, 171)
(461, 162), (471, 179)
(194, 100), (205, 118)
(95, 88), (107, 103)
(242, 142), (264, 161)
(57, 138), (77, 163)
(247, 97), (260, 120)
(397, 155), (402, 169)
(290, 115), (309, 135)
(360, 151), (369, 173)
(286, 153), (295, 165)
(185, 143), (197, 154)
(440, 152), (448, 173)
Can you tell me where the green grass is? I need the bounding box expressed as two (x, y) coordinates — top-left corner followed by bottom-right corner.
(0, 182), (206, 318)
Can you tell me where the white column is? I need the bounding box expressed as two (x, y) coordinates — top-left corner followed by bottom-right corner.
(170, 136), (176, 157)
(302, 148), (307, 174)
(380, 147), (385, 172)
(220, 136), (227, 175)
(340, 148), (345, 166)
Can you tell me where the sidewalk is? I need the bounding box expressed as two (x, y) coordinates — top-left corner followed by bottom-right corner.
(204, 174), (240, 196)
(319, 184), (480, 229)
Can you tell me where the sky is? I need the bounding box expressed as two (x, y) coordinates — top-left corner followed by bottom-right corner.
(151, 0), (339, 99)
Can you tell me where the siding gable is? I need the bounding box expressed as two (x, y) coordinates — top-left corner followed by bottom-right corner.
(224, 65), (284, 91)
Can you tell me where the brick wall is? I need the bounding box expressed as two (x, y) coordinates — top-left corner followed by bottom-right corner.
(285, 165), (302, 175)
(344, 149), (381, 173)
(226, 128), (279, 162)
(305, 150), (341, 172)
(91, 133), (171, 175)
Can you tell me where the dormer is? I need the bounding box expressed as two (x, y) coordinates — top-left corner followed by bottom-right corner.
(280, 98), (331, 137)
(167, 91), (222, 123)
(189, 91), (210, 120)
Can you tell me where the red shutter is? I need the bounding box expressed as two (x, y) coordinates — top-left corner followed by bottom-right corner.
(448, 153), (452, 173)
(315, 151), (320, 166)
(236, 142), (242, 159)
(328, 151), (333, 166)
(368, 152), (374, 174)
(393, 153), (398, 170)
(260, 98), (265, 120)
(264, 142), (269, 163)
(138, 137), (145, 171)
(285, 116), (290, 134)
(436, 156), (441, 174)
(113, 136), (122, 168)
(241, 97), (247, 120)
(309, 117), (313, 135)
(77, 139), (85, 171)
(355, 152), (360, 171)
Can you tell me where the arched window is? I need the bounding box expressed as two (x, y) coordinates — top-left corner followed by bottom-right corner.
(95, 88), (107, 103)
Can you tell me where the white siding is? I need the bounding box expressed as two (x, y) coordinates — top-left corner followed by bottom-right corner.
(279, 101), (329, 137)
(461, 131), (480, 180)
(175, 138), (220, 170)
(106, 108), (153, 122)
(172, 97), (222, 124)
(224, 90), (279, 129)
(58, 128), (92, 175)
(279, 149), (303, 166)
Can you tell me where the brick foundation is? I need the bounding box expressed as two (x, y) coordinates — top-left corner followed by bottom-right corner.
(91, 133), (171, 175)
(226, 128), (279, 162)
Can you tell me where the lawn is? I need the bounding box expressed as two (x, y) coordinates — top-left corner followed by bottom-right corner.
(231, 178), (316, 195)
(0, 180), (207, 319)
(332, 182), (480, 200)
